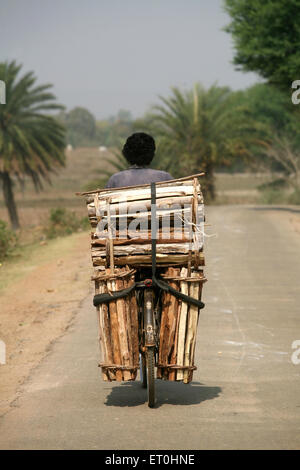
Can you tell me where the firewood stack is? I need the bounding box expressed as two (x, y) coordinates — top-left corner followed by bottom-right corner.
(93, 267), (139, 381)
(157, 267), (206, 383)
(80, 174), (206, 383)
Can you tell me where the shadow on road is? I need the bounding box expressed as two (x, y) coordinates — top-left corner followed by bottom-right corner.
(105, 381), (222, 408)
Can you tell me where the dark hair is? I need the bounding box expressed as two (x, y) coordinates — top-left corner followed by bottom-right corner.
(122, 132), (155, 166)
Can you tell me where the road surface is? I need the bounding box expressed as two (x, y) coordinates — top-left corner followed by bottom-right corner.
(0, 205), (299, 449)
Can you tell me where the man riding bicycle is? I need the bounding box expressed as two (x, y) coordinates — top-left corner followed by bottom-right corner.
(105, 132), (173, 189)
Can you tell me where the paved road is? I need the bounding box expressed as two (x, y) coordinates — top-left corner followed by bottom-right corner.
(0, 206), (300, 450)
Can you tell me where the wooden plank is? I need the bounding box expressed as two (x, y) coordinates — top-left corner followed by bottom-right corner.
(87, 186), (197, 204)
(95, 280), (109, 381)
(129, 278), (139, 380)
(91, 226), (203, 238)
(106, 200), (113, 263)
(188, 281), (200, 383)
(91, 237), (192, 246)
(79, 173), (205, 196)
(87, 195), (199, 216)
(91, 243), (198, 256)
(158, 267), (173, 379)
(114, 275), (131, 381)
(100, 279), (116, 381)
(168, 269), (181, 381)
(176, 268), (188, 381)
(107, 276), (123, 381)
(183, 274), (199, 383)
(92, 253), (205, 267)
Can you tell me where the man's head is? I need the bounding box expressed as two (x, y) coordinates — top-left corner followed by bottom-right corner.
(122, 132), (155, 166)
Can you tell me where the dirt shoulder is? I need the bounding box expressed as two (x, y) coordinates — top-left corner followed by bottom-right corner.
(0, 231), (92, 417)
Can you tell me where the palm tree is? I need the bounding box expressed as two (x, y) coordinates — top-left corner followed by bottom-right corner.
(0, 61), (66, 229)
(143, 83), (252, 200)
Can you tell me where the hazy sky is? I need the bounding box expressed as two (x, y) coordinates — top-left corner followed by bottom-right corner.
(1, 0), (259, 119)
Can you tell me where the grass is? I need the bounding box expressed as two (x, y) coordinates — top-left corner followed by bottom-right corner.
(214, 173), (300, 205)
(0, 147), (115, 228)
(0, 230), (89, 294)
(215, 172), (273, 192)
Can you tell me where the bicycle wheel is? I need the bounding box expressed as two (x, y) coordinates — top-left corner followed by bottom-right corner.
(140, 353), (147, 388)
(147, 346), (155, 408)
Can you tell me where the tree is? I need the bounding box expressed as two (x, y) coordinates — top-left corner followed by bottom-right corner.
(96, 109), (134, 147)
(239, 84), (294, 134)
(65, 107), (96, 147)
(260, 136), (300, 191)
(224, 0), (300, 89)
(0, 61), (66, 229)
(139, 83), (253, 200)
(233, 83), (300, 168)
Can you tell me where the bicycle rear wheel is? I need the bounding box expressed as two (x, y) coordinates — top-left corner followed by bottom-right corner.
(147, 346), (155, 408)
(140, 353), (147, 388)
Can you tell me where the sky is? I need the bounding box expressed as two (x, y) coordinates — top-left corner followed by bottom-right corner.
(0, 0), (259, 119)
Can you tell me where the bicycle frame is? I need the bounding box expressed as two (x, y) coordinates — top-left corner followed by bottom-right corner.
(144, 288), (156, 347)
(136, 278), (158, 408)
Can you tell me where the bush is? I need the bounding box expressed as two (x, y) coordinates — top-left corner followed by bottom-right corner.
(259, 188), (286, 204)
(257, 177), (287, 192)
(45, 208), (89, 239)
(288, 189), (300, 205)
(0, 219), (18, 262)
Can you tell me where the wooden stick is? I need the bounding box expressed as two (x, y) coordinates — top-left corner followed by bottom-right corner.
(168, 270), (181, 381)
(129, 275), (139, 380)
(107, 275), (123, 381)
(91, 242), (199, 257)
(158, 267), (173, 379)
(85, 186), (201, 206)
(87, 195), (198, 215)
(106, 198), (115, 273)
(113, 273), (130, 381)
(102, 280), (116, 381)
(92, 253), (205, 267)
(176, 268), (188, 381)
(91, 228), (201, 240)
(78, 172), (205, 196)
(188, 284), (200, 383)
(92, 237), (192, 246)
(91, 268), (136, 281)
(183, 274), (199, 383)
(167, 268), (179, 380)
(192, 178), (201, 269)
(95, 281), (108, 381)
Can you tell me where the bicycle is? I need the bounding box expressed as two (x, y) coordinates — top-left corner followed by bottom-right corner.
(136, 276), (161, 408)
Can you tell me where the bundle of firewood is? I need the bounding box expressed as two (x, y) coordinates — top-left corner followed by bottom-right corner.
(80, 174), (206, 383)
(157, 267), (206, 383)
(83, 175), (205, 269)
(93, 267), (139, 381)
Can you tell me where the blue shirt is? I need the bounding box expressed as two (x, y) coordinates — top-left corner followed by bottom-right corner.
(105, 165), (173, 188)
